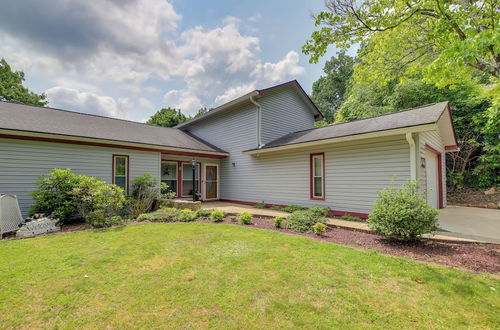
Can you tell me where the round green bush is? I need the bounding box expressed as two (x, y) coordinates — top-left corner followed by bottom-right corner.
(180, 209), (198, 222)
(309, 206), (330, 217)
(274, 216), (284, 228)
(210, 209), (226, 222)
(312, 222), (327, 235)
(368, 181), (439, 241)
(237, 211), (253, 225)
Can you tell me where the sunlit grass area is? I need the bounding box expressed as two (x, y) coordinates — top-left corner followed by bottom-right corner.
(0, 223), (498, 328)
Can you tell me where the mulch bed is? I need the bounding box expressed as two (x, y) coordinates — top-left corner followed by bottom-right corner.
(448, 188), (500, 209)
(200, 216), (500, 274)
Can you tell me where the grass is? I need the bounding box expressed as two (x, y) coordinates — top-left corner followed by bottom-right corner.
(0, 223), (498, 329)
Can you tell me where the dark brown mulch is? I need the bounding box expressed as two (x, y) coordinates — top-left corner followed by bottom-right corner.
(201, 216), (500, 274)
(448, 188), (500, 208)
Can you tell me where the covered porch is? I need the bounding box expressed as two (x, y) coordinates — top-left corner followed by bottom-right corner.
(160, 153), (222, 201)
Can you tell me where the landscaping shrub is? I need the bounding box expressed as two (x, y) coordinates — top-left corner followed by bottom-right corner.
(270, 205), (285, 211)
(237, 211), (253, 225)
(180, 209), (198, 222)
(86, 213), (124, 228)
(210, 209), (226, 222)
(284, 205), (307, 213)
(136, 208), (183, 222)
(30, 168), (125, 224)
(341, 215), (362, 222)
(368, 181), (439, 241)
(287, 210), (327, 233)
(309, 206), (330, 217)
(129, 174), (176, 216)
(274, 216), (284, 228)
(196, 208), (213, 218)
(254, 201), (266, 209)
(312, 222), (327, 235)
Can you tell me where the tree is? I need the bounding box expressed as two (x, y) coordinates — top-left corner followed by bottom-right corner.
(311, 50), (355, 122)
(303, 0), (499, 87)
(194, 106), (209, 118)
(0, 58), (47, 106)
(146, 107), (188, 127)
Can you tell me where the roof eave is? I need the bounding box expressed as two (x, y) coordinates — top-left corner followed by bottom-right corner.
(243, 123), (438, 155)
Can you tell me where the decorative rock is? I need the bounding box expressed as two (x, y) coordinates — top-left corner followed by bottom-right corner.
(487, 202), (498, 209)
(484, 187), (496, 195)
(16, 217), (60, 238)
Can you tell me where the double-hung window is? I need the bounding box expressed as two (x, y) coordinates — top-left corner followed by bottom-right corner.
(181, 162), (200, 197)
(161, 161), (178, 196)
(113, 155), (129, 194)
(310, 153), (325, 200)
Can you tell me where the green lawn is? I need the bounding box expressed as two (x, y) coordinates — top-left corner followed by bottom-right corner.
(0, 223), (498, 329)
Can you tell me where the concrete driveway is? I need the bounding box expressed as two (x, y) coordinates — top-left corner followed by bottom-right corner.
(438, 206), (500, 243)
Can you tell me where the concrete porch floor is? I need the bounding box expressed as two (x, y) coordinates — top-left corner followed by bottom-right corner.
(201, 202), (496, 243)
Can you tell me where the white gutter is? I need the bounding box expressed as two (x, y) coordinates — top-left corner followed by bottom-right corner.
(249, 95), (263, 148)
(405, 132), (417, 180)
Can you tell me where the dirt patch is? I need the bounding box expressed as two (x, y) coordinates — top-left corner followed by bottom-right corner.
(200, 216), (500, 274)
(448, 188), (500, 209)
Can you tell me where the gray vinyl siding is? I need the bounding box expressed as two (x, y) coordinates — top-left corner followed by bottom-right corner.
(418, 130), (447, 207)
(183, 103), (257, 200)
(0, 138), (160, 217)
(260, 87), (315, 145)
(239, 135), (411, 214)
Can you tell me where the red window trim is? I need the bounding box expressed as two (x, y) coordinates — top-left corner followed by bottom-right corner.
(424, 144), (443, 209)
(310, 152), (325, 200)
(112, 154), (129, 194)
(180, 161), (202, 198)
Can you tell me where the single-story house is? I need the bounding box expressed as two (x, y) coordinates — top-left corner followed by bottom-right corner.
(0, 80), (458, 218)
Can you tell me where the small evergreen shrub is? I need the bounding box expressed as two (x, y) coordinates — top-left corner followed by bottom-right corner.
(210, 209), (226, 222)
(341, 215), (362, 222)
(237, 211), (253, 225)
(274, 216), (284, 228)
(287, 209), (327, 233)
(284, 205), (307, 213)
(136, 208), (183, 222)
(180, 209), (198, 222)
(312, 222), (327, 235)
(196, 209), (213, 218)
(368, 181), (439, 241)
(254, 201), (266, 209)
(309, 206), (330, 217)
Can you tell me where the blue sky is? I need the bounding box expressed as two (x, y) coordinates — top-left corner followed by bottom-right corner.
(0, 0), (344, 122)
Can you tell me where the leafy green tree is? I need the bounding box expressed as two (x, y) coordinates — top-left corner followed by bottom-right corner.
(194, 106), (209, 118)
(0, 58), (47, 106)
(147, 107), (188, 127)
(311, 50), (355, 122)
(303, 0), (499, 87)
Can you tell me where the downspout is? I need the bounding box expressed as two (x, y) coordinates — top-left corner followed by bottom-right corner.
(249, 95), (262, 148)
(406, 132), (417, 181)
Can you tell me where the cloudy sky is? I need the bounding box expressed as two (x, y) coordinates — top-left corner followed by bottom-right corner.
(0, 0), (342, 122)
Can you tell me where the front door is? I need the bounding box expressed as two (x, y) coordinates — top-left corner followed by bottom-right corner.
(204, 164), (218, 200)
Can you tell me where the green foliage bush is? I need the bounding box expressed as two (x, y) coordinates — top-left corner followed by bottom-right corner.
(210, 209), (226, 222)
(368, 181), (439, 241)
(85, 212), (124, 228)
(274, 216), (284, 228)
(309, 206), (330, 217)
(196, 209), (213, 218)
(287, 210), (327, 233)
(284, 205), (307, 213)
(254, 201), (266, 209)
(312, 222), (327, 235)
(136, 208), (183, 222)
(270, 205), (285, 211)
(180, 209), (198, 222)
(30, 168), (125, 224)
(341, 215), (362, 222)
(237, 211), (253, 225)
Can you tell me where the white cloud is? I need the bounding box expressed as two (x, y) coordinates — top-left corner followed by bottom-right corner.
(45, 86), (131, 119)
(0, 0), (305, 118)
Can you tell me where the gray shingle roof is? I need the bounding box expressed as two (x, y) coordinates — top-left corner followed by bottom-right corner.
(0, 101), (227, 154)
(254, 102), (449, 151)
